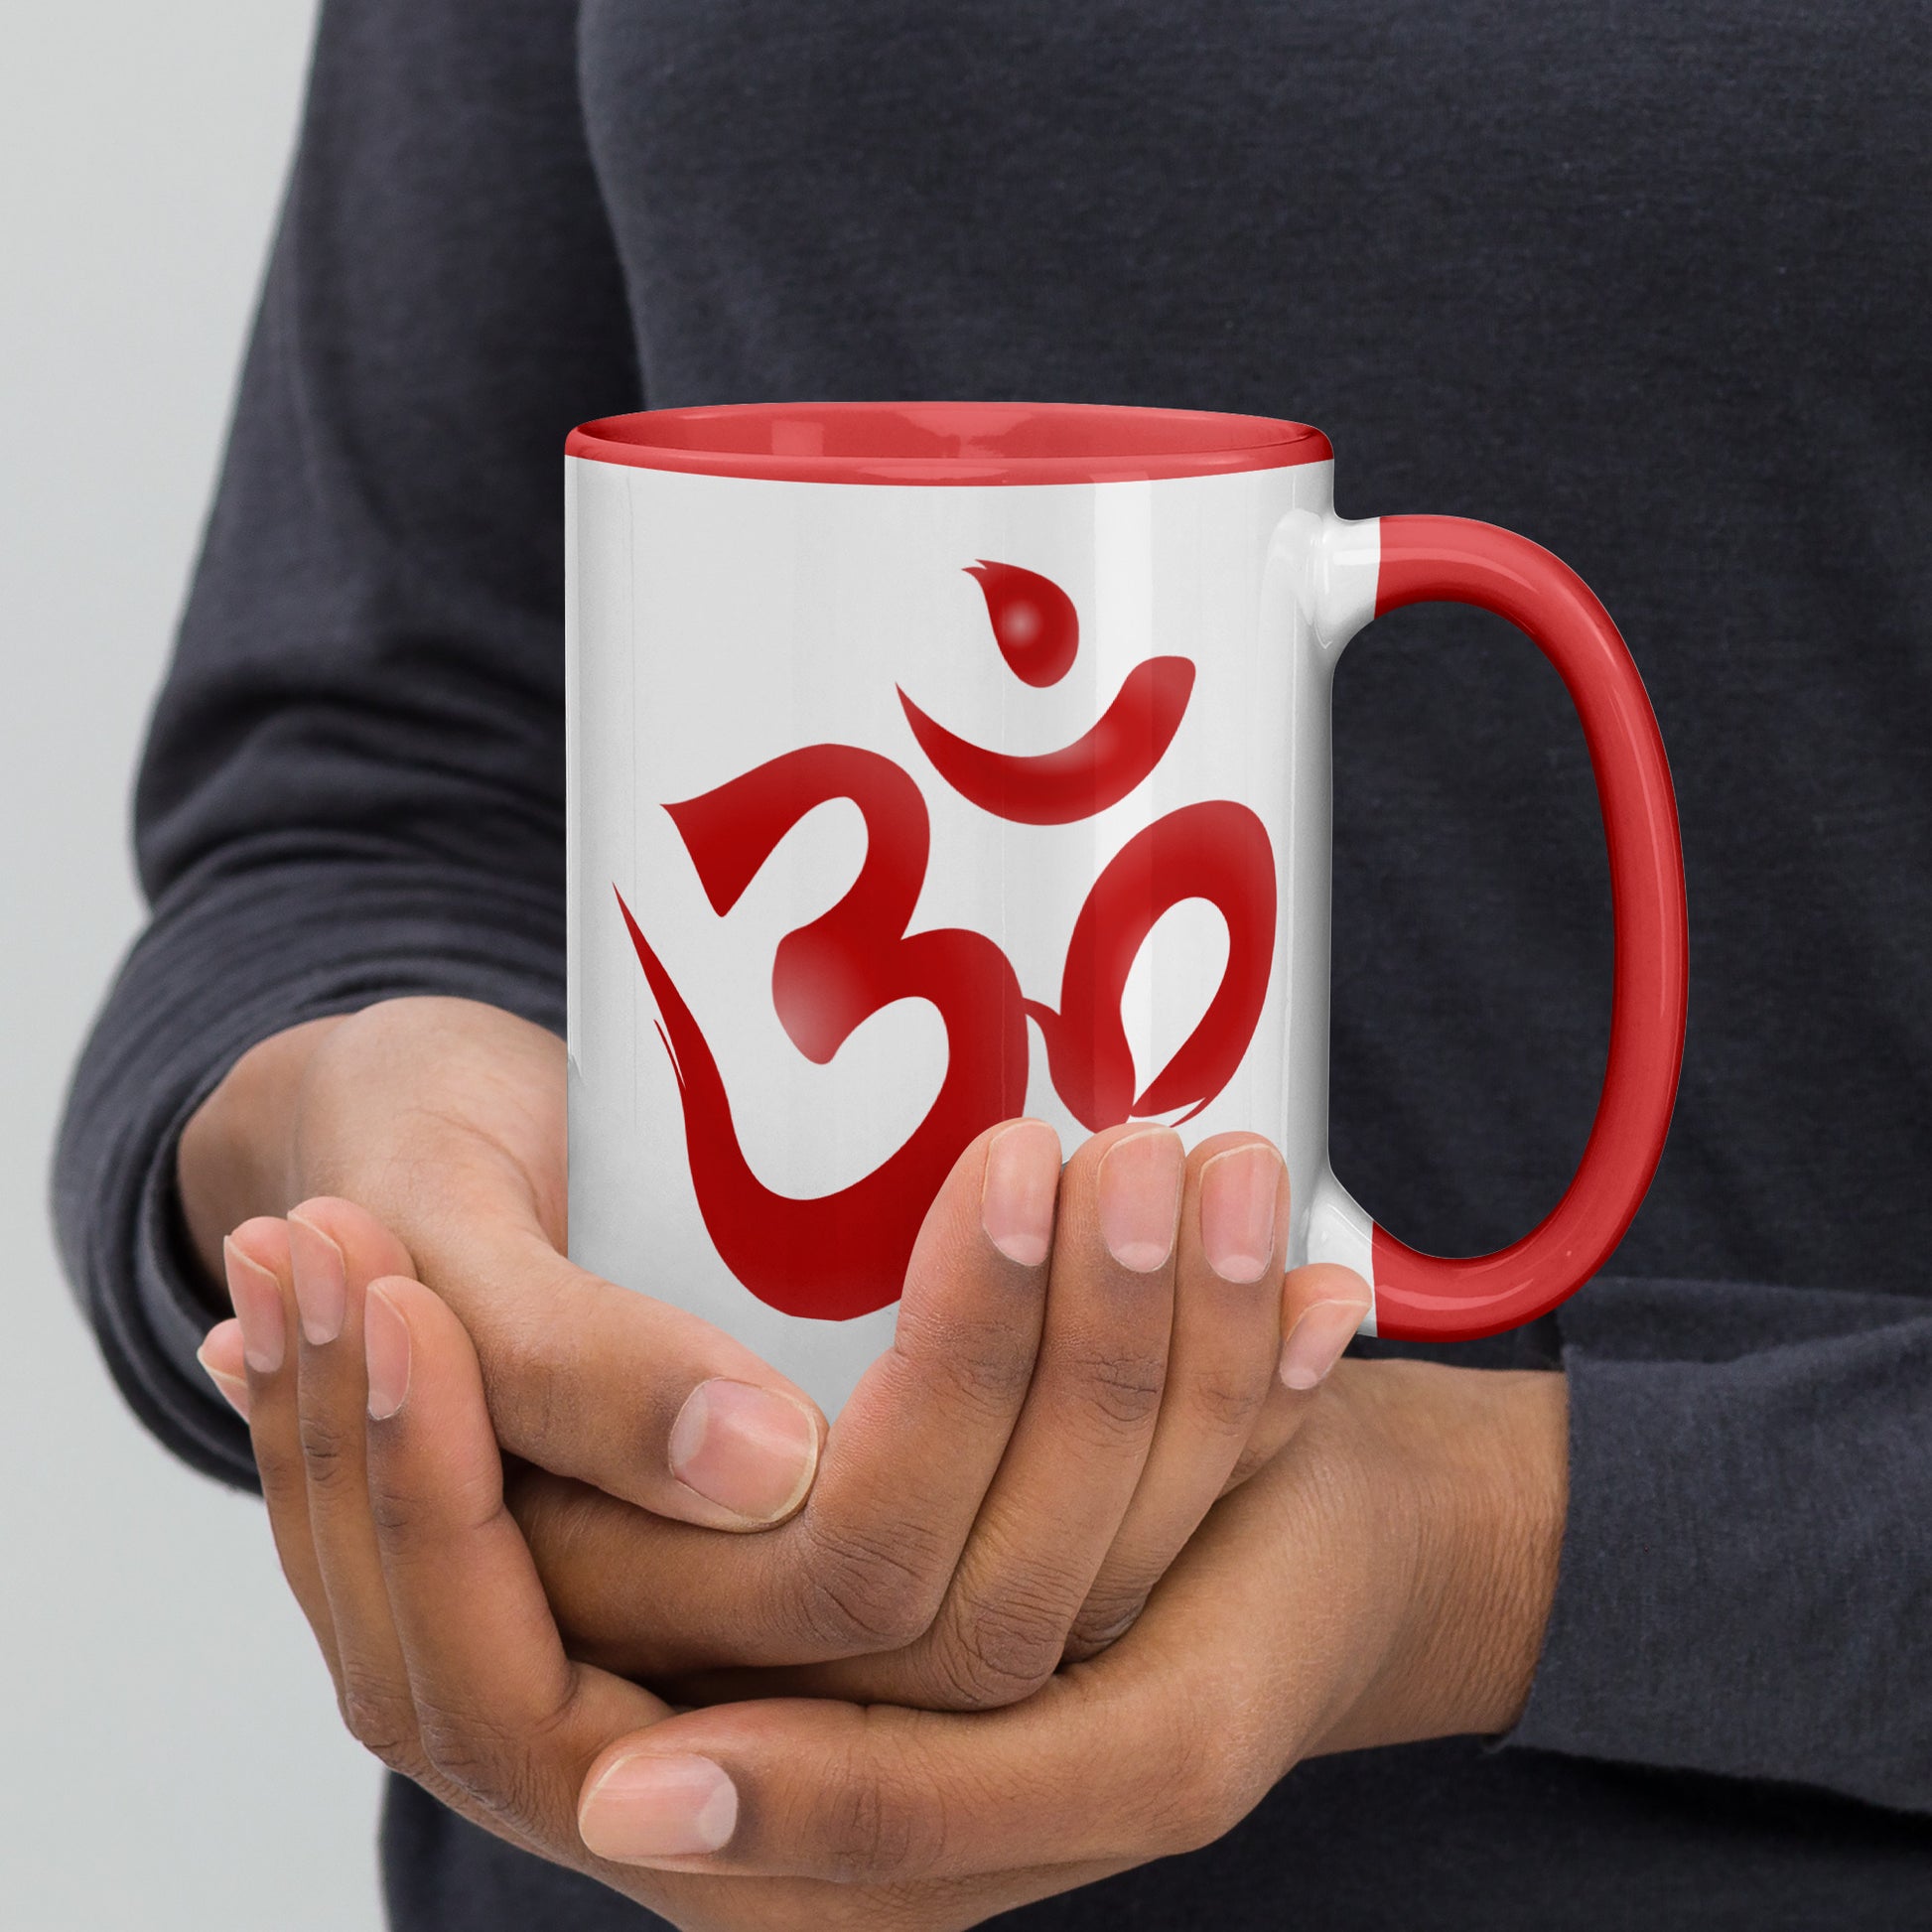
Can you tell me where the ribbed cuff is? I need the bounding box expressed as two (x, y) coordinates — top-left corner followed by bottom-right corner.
(53, 855), (566, 1490)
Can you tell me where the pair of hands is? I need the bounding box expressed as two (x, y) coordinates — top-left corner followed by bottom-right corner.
(184, 997), (1371, 1707)
(184, 998), (1567, 1927)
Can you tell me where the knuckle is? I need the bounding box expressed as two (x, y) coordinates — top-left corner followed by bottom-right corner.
(891, 1307), (1036, 1422)
(468, 1300), (550, 1414)
(364, 1466), (431, 1543)
(296, 1409), (359, 1494)
(1152, 1703), (1268, 1854)
(251, 1440), (309, 1518)
(923, 1587), (1067, 1709)
(413, 1697), (533, 1820)
(338, 1672), (427, 1778)
(1059, 1341), (1168, 1440)
(819, 1743), (945, 1882)
(1061, 1587), (1150, 1663)
(369, 1470), (506, 1549)
(364, 1482), (414, 1543)
(793, 1517), (947, 1653)
(1185, 1359), (1273, 1438)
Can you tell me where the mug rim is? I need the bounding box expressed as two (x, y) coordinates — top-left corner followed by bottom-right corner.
(565, 400), (1332, 484)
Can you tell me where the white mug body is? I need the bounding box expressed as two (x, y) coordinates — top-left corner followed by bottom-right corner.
(566, 417), (1380, 1418)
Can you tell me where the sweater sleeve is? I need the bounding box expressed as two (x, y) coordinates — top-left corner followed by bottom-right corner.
(53, 0), (1932, 1839)
(51, 0), (639, 1488)
(1498, 1273), (1932, 1816)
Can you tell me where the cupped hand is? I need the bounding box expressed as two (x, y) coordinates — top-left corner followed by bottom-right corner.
(197, 1258), (1564, 1932)
(181, 998), (827, 1531)
(507, 1118), (1368, 1706)
(195, 997), (1370, 1706)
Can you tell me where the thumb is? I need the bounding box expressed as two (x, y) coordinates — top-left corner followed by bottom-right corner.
(415, 1214), (827, 1533)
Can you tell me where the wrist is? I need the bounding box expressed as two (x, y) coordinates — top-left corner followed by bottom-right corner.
(176, 1015), (347, 1286)
(1312, 1358), (1568, 1753)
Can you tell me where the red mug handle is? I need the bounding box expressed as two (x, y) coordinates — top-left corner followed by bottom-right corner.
(1342, 515), (1689, 1340)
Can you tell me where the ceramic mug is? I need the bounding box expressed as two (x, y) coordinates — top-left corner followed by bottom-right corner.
(565, 402), (1688, 1417)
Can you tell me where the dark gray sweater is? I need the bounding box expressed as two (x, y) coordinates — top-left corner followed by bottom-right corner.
(55, 2), (1932, 1925)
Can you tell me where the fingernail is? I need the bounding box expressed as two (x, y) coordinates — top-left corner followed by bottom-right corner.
(364, 1285), (412, 1421)
(1198, 1145), (1282, 1284)
(224, 1237), (286, 1374)
(1280, 1301), (1366, 1390)
(981, 1119), (1060, 1267)
(1097, 1128), (1183, 1273)
(669, 1380), (820, 1523)
(288, 1212), (347, 1346)
(579, 1752), (738, 1863)
(197, 1320), (251, 1421)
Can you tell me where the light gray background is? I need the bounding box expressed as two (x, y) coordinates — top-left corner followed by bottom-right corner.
(1, 6), (387, 1927)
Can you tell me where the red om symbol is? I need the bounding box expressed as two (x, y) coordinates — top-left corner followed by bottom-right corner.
(619, 560), (1276, 1318)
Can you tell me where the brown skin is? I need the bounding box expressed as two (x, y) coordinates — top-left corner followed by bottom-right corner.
(182, 996), (1381, 1705)
(188, 997), (1568, 1919)
(202, 1256), (1564, 1930)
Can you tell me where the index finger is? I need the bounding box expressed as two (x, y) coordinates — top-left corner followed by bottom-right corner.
(359, 1275), (672, 1835)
